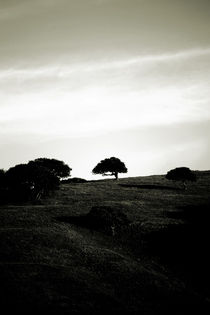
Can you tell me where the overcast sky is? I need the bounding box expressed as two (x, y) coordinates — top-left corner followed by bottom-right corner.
(0, 0), (210, 179)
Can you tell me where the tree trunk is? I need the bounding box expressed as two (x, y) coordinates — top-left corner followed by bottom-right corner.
(114, 172), (118, 180)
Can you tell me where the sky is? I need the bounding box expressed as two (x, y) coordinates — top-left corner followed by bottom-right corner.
(0, 0), (210, 179)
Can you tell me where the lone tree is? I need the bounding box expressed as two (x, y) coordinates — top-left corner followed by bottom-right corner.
(92, 157), (127, 180)
(166, 167), (196, 190)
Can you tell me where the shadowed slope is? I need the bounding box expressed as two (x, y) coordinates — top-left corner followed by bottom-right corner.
(0, 171), (210, 313)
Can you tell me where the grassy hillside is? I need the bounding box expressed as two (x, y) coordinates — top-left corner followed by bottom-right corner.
(0, 172), (210, 314)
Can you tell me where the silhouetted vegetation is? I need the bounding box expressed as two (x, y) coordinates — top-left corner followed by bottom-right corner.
(0, 158), (71, 203)
(61, 177), (87, 184)
(92, 157), (127, 180)
(87, 206), (130, 234)
(166, 167), (196, 189)
(29, 158), (72, 179)
(5, 163), (59, 202)
(0, 169), (5, 189)
(0, 169), (7, 203)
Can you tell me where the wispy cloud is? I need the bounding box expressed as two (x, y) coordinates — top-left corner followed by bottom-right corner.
(0, 47), (209, 81)
(0, 82), (209, 140)
(0, 45), (209, 139)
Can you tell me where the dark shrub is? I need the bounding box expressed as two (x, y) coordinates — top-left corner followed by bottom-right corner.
(5, 163), (59, 202)
(61, 177), (87, 184)
(0, 169), (5, 187)
(166, 167), (196, 189)
(86, 206), (130, 234)
(0, 169), (7, 204)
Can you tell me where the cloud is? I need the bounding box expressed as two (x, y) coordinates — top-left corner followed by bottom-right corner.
(0, 47), (210, 81)
(0, 82), (209, 141)
(0, 46), (209, 141)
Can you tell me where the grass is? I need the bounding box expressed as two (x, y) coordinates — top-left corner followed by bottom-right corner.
(0, 171), (210, 314)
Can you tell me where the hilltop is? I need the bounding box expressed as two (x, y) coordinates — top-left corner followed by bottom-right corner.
(0, 171), (210, 314)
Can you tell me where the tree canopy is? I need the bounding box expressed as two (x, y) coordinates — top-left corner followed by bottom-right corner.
(5, 162), (60, 201)
(166, 167), (196, 189)
(0, 158), (71, 203)
(29, 158), (72, 179)
(92, 157), (127, 180)
(0, 169), (5, 187)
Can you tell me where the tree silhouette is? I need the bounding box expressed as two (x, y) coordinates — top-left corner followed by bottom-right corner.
(166, 167), (196, 190)
(5, 163), (59, 201)
(29, 158), (72, 179)
(92, 157), (127, 180)
(0, 169), (5, 188)
(0, 169), (7, 203)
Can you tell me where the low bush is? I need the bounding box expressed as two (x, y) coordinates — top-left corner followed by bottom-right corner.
(86, 206), (130, 234)
(61, 177), (87, 184)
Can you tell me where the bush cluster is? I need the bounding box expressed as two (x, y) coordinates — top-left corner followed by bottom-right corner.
(0, 158), (71, 203)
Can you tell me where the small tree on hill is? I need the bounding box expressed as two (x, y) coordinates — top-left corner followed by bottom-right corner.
(166, 167), (196, 190)
(92, 157), (127, 180)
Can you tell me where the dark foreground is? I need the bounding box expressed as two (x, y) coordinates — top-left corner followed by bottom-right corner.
(0, 172), (210, 314)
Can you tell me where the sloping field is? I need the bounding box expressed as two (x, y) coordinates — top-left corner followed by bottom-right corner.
(0, 172), (210, 314)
